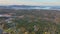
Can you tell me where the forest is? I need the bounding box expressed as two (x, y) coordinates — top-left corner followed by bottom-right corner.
(0, 9), (60, 34)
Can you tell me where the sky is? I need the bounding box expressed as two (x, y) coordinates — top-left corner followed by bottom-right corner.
(0, 0), (60, 5)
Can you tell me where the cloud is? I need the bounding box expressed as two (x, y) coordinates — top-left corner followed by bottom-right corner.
(0, 0), (60, 5)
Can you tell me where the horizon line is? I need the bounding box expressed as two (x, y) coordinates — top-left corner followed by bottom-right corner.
(0, 4), (60, 6)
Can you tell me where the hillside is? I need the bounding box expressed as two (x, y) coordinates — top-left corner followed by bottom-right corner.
(0, 9), (60, 23)
(0, 9), (60, 34)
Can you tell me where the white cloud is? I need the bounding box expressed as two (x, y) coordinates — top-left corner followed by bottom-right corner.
(0, 0), (60, 5)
